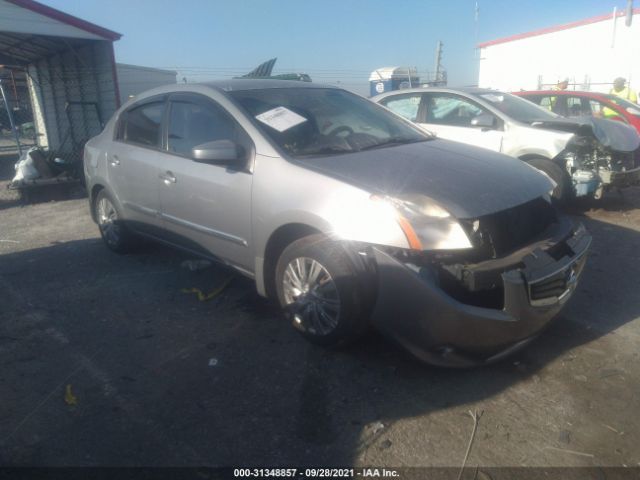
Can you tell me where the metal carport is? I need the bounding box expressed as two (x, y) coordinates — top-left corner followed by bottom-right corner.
(0, 0), (121, 158)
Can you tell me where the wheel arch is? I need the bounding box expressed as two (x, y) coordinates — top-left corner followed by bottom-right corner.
(259, 223), (323, 299)
(519, 152), (569, 169)
(89, 184), (105, 222)
(518, 153), (551, 162)
(89, 183), (125, 224)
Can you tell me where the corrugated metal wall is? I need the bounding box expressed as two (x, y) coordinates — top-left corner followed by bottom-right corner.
(26, 40), (117, 158)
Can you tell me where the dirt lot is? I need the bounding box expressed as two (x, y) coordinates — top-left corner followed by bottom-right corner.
(1, 154), (639, 471)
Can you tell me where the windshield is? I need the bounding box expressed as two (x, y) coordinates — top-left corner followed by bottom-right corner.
(478, 91), (559, 123)
(228, 87), (429, 158)
(605, 94), (640, 117)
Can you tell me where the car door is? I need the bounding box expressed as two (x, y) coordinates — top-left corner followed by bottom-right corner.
(108, 97), (166, 232)
(419, 93), (504, 152)
(158, 93), (254, 270)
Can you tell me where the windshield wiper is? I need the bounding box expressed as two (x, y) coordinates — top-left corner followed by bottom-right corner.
(295, 145), (354, 157)
(358, 136), (428, 152)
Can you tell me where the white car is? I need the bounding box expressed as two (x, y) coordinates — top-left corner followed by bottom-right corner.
(373, 87), (640, 202)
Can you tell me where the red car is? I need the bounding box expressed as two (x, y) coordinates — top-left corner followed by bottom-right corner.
(514, 90), (640, 134)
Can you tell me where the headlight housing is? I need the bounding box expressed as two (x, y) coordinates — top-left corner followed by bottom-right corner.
(373, 194), (473, 251)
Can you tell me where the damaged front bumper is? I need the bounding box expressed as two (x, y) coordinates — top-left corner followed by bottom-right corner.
(367, 220), (591, 367)
(599, 165), (640, 188)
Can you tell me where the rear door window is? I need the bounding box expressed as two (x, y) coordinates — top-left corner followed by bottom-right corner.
(120, 101), (165, 147)
(566, 97), (586, 117)
(380, 94), (423, 122)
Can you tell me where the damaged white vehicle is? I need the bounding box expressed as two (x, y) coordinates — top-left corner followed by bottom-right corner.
(374, 87), (640, 202)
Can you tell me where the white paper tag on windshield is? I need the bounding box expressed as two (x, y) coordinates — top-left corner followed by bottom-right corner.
(255, 106), (307, 132)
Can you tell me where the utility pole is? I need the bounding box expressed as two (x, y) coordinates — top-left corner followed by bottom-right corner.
(434, 40), (443, 85)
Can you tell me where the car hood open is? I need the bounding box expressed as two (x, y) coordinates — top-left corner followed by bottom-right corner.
(530, 117), (640, 152)
(297, 139), (554, 219)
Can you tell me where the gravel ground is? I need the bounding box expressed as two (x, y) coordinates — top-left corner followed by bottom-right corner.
(1, 154), (639, 470)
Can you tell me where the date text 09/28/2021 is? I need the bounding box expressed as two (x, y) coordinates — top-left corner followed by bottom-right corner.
(233, 468), (400, 478)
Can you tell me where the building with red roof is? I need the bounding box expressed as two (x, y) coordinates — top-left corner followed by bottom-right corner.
(478, 7), (640, 94)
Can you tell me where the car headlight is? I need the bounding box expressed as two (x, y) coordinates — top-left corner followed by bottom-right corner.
(372, 194), (473, 251)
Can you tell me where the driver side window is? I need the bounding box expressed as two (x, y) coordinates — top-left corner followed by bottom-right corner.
(425, 94), (491, 127)
(168, 100), (238, 158)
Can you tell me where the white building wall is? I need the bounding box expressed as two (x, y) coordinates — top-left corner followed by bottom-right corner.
(479, 11), (640, 94)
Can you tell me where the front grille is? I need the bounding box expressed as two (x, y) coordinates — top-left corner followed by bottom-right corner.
(461, 197), (557, 259)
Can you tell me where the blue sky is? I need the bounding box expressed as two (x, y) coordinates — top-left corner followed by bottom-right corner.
(47, 0), (632, 94)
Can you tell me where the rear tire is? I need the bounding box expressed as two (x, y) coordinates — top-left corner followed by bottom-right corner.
(526, 157), (572, 204)
(94, 189), (137, 254)
(275, 234), (372, 347)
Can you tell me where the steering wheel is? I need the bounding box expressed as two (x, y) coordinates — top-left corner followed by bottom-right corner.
(327, 126), (354, 138)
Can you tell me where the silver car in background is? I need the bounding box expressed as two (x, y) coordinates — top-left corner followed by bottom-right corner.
(373, 87), (640, 202)
(84, 80), (591, 366)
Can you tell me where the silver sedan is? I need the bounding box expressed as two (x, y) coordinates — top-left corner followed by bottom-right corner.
(84, 80), (590, 366)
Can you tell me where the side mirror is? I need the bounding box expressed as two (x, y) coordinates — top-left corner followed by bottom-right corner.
(471, 113), (496, 129)
(192, 140), (240, 164)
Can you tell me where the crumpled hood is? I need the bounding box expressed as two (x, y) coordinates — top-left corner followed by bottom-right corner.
(531, 117), (640, 152)
(297, 139), (554, 219)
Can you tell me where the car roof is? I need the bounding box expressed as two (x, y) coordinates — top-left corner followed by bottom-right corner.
(372, 86), (500, 99)
(118, 79), (344, 110)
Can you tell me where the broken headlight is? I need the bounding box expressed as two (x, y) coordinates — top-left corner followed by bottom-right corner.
(372, 194), (473, 251)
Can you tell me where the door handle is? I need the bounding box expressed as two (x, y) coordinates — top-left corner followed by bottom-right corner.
(110, 155), (120, 166)
(159, 171), (177, 185)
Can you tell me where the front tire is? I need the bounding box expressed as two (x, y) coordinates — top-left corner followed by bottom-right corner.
(275, 234), (372, 347)
(526, 157), (572, 203)
(94, 190), (137, 253)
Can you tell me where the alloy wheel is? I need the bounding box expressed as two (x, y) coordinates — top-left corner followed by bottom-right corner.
(282, 257), (341, 335)
(97, 196), (121, 246)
